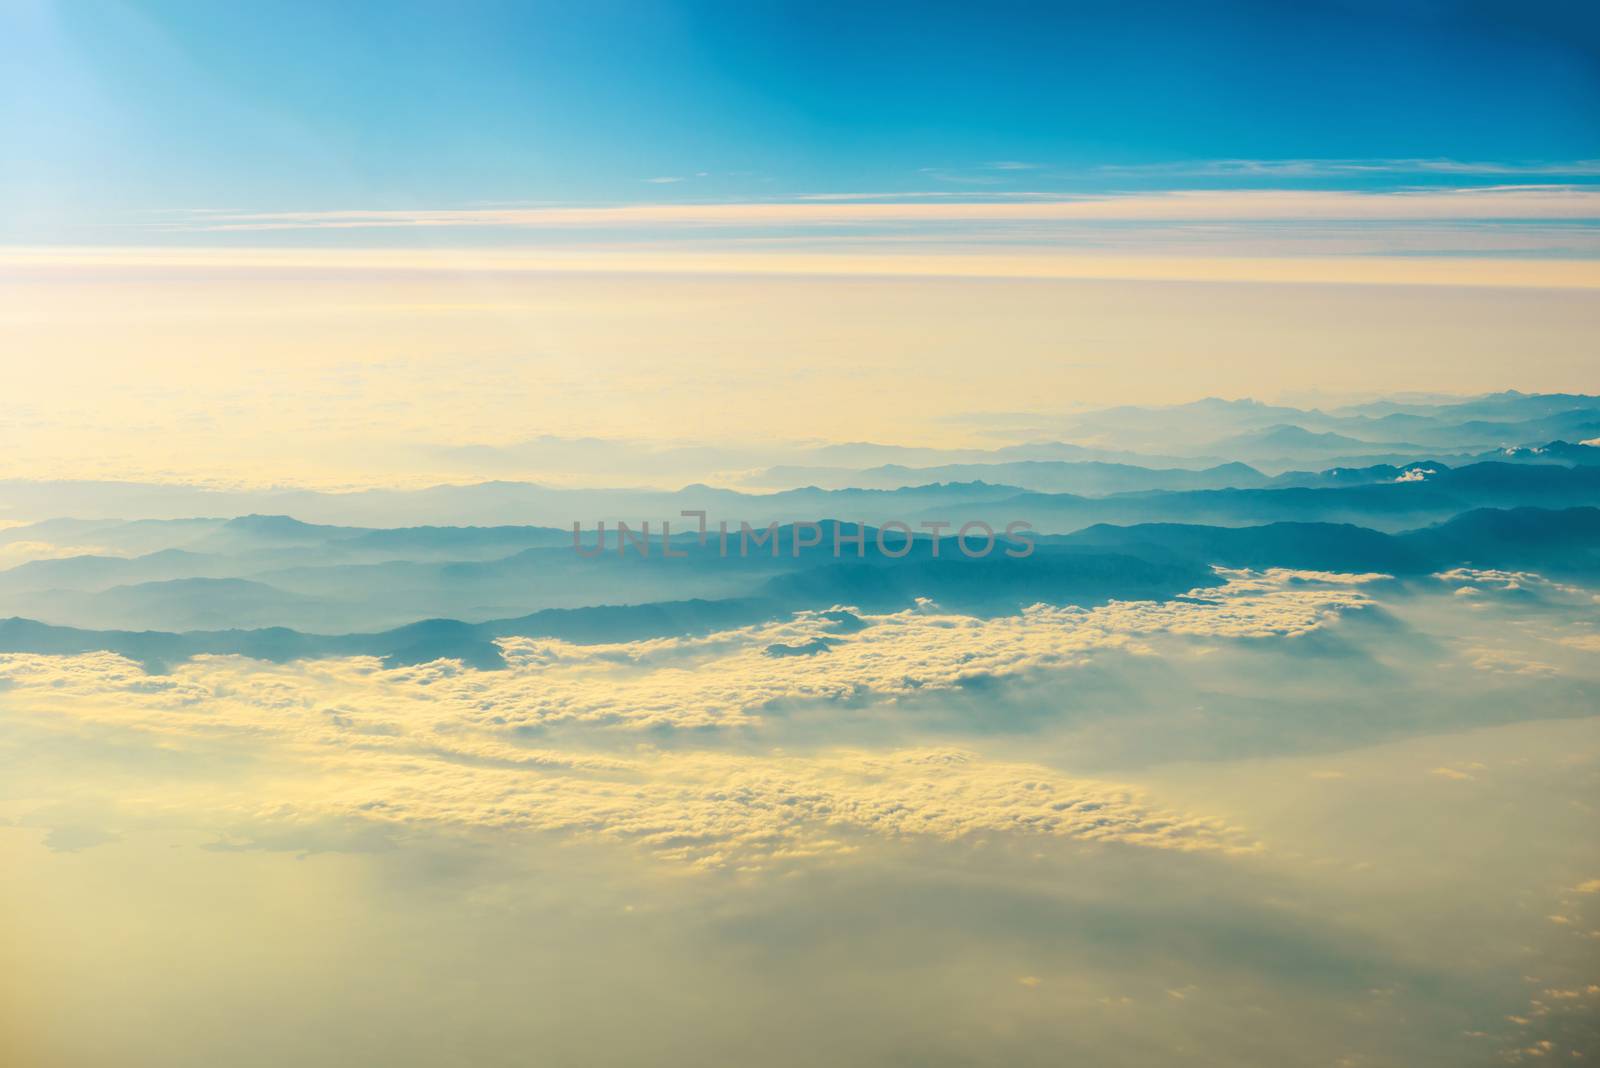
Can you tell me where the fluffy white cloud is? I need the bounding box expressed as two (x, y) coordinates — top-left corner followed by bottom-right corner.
(0, 570), (1378, 867)
(0, 569), (1381, 735)
(1435, 569), (1590, 600)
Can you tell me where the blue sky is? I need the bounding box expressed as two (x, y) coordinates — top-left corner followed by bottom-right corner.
(4, 0), (1598, 229)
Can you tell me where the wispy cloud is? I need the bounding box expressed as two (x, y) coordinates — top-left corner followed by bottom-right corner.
(790, 190), (1062, 200)
(916, 167), (1007, 186)
(1098, 158), (1600, 179)
(141, 186), (1600, 234)
(10, 245), (1598, 288)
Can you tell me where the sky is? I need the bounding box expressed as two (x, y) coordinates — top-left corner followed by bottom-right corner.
(1, 0), (1598, 483)
(4, 0), (1598, 245)
(4, 0), (1600, 217)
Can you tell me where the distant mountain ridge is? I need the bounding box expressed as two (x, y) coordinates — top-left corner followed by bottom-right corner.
(4, 455), (1598, 532)
(2, 507), (1594, 671)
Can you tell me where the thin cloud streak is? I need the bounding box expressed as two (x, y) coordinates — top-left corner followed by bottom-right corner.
(1096, 158), (1600, 178)
(147, 186), (1600, 233)
(7, 246), (1598, 288)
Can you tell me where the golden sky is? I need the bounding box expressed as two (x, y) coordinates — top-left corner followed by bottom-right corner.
(5, 247), (1598, 487)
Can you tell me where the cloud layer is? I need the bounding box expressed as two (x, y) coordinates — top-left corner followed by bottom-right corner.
(0, 569), (1382, 867)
